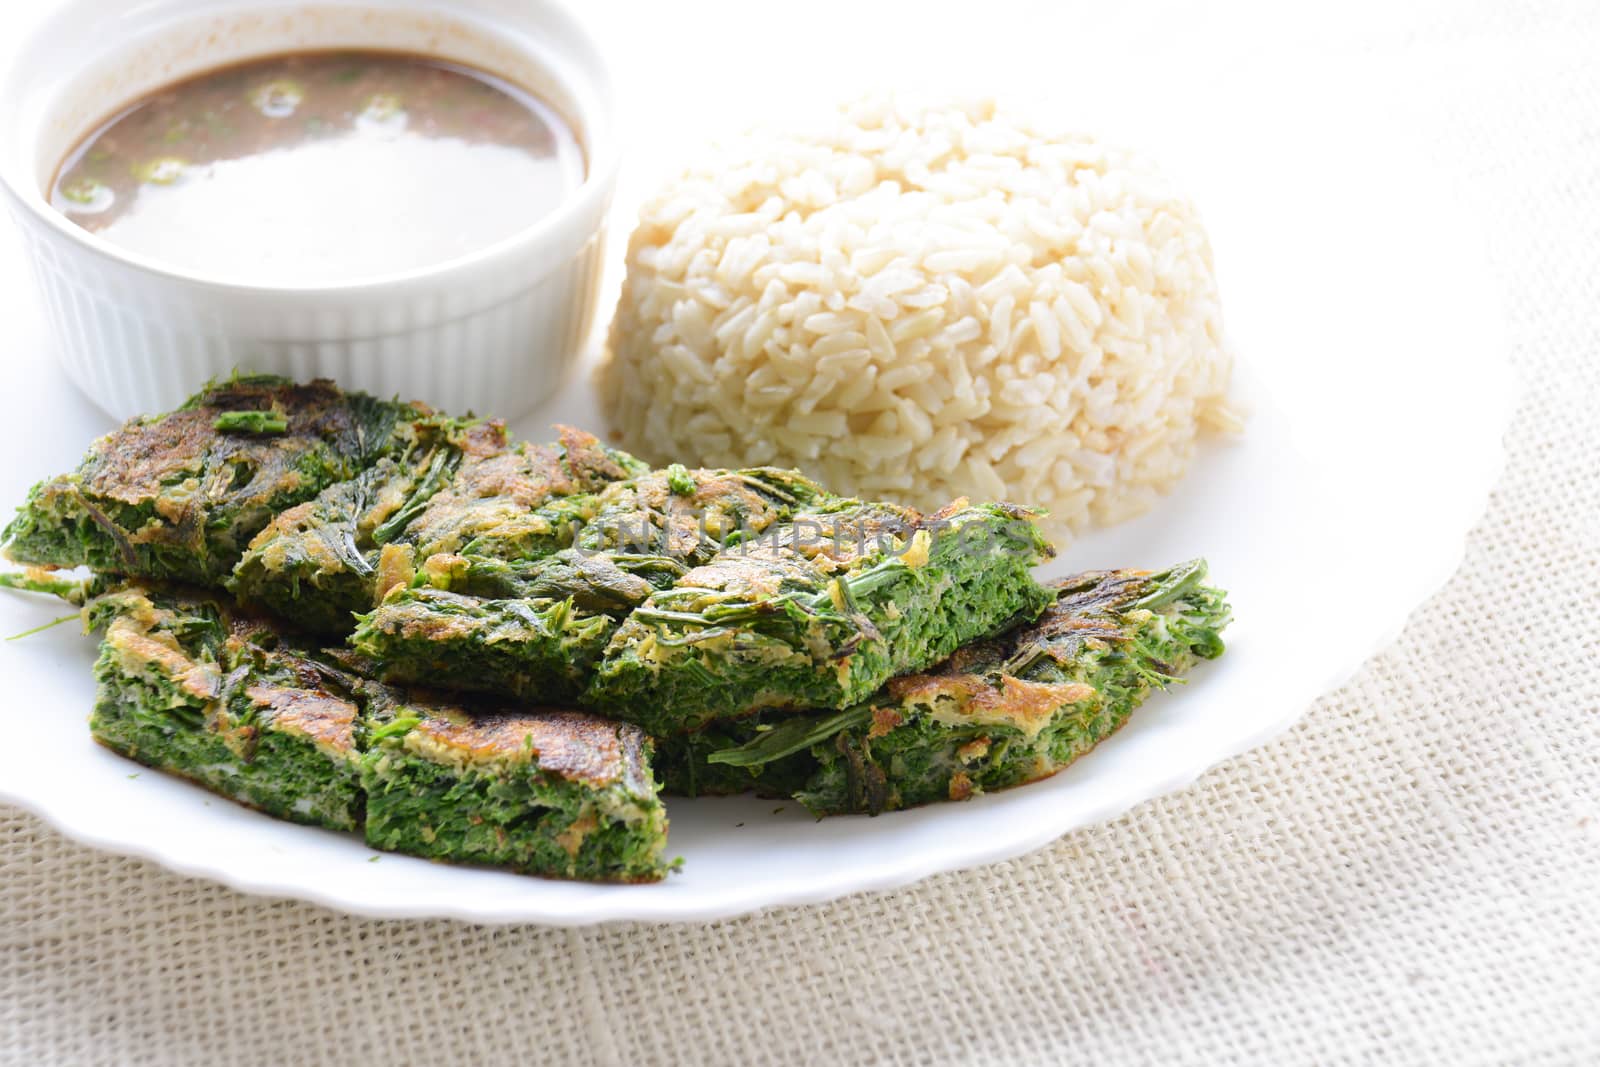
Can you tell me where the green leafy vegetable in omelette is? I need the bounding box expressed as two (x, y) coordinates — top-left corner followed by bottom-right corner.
(658, 561), (1229, 815)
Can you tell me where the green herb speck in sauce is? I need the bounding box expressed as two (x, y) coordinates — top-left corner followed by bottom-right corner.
(357, 93), (406, 133)
(132, 157), (187, 185)
(251, 79), (304, 118)
(58, 177), (110, 208)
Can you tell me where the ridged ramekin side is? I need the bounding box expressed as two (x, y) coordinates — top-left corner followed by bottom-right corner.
(10, 214), (608, 419)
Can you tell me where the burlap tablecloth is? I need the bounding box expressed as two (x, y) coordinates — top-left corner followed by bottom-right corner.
(3, 2), (1597, 1063)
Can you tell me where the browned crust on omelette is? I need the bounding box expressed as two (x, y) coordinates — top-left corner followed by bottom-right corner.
(407, 705), (649, 789)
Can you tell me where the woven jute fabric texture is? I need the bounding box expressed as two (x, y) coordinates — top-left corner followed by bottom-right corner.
(4, 2), (1598, 1064)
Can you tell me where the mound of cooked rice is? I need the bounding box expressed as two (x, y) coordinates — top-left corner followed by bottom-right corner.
(597, 97), (1239, 540)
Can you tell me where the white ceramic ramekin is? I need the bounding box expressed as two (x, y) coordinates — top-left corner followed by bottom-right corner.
(0, 0), (618, 420)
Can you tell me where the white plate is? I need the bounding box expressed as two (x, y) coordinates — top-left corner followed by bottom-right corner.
(0, 110), (1511, 924)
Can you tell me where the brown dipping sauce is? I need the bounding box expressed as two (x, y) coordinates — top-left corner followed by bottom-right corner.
(50, 51), (584, 284)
